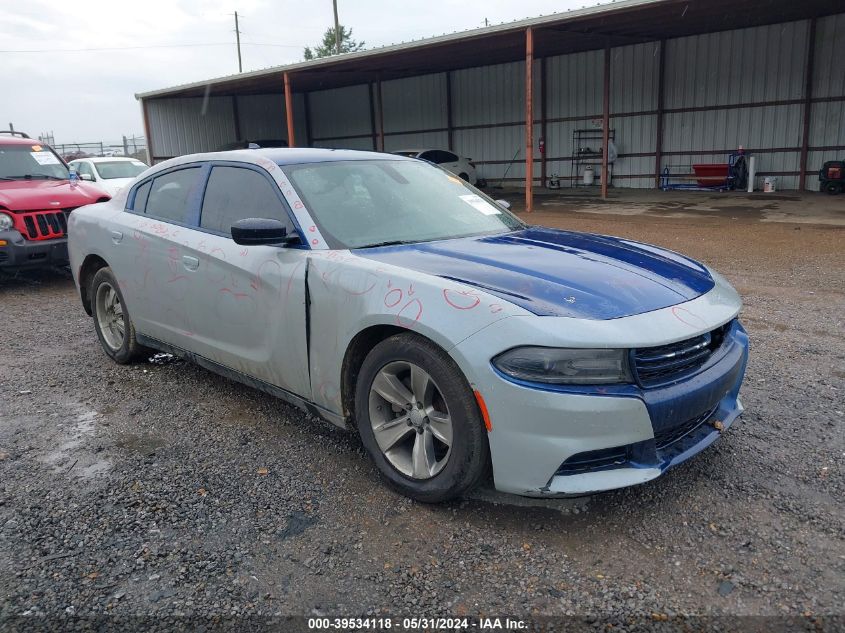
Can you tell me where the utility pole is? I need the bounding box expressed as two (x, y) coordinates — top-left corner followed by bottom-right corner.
(234, 11), (243, 72)
(333, 0), (341, 55)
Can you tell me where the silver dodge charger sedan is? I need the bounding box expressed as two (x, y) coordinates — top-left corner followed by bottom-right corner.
(68, 148), (748, 502)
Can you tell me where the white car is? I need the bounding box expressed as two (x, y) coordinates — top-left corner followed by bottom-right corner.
(69, 157), (149, 197)
(393, 149), (478, 185)
(68, 148), (748, 502)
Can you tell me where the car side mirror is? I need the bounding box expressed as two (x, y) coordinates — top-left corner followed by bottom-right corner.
(79, 173), (94, 181)
(495, 199), (511, 210)
(231, 218), (300, 246)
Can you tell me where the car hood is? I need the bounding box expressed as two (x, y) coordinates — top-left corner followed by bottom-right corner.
(0, 179), (109, 211)
(356, 227), (715, 319)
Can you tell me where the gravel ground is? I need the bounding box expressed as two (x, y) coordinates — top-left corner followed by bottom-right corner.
(0, 209), (843, 627)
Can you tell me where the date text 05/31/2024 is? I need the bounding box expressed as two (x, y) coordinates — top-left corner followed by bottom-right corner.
(307, 617), (527, 630)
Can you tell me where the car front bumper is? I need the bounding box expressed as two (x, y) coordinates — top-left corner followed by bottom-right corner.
(0, 230), (69, 270)
(460, 319), (749, 497)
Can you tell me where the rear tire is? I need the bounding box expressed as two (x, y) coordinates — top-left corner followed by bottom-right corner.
(90, 267), (146, 364)
(458, 172), (469, 182)
(824, 181), (842, 195)
(355, 333), (489, 503)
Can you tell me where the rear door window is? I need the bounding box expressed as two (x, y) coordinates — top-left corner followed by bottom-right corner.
(145, 167), (202, 224)
(132, 181), (151, 212)
(200, 165), (291, 235)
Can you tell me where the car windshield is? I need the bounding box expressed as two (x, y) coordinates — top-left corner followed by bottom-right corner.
(283, 159), (524, 249)
(94, 161), (148, 179)
(0, 144), (69, 180)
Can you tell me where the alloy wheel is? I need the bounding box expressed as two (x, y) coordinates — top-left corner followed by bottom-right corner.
(367, 361), (453, 479)
(95, 282), (125, 351)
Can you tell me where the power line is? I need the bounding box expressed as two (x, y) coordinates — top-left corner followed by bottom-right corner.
(0, 41), (304, 53)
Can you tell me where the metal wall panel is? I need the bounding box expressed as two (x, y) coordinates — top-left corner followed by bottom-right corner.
(147, 97), (237, 158)
(664, 21), (809, 108)
(235, 93), (307, 145)
(384, 132), (449, 152)
(809, 100), (845, 148)
(813, 13), (845, 99)
(610, 42), (660, 113)
(455, 124), (541, 183)
(545, 49), (603, 119)
(449, 59), (540, 183)
(663, 104), (804, 152)
(451, 60), (540, 126)
(311, 136), (374, 151)
(381, 73), (447, 133)
(236, 94), (283, 139)
(309, 84), (372, 139)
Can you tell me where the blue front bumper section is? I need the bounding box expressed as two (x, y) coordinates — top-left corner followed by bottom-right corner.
(552, 320), (749, 481)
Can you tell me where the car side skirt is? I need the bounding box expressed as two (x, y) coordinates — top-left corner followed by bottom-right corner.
(136, 334), (347, 429)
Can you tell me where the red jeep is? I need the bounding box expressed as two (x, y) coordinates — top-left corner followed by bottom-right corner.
(0, 132), (110, 271)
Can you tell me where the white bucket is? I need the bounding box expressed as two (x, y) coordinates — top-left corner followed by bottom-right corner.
(763, 176), (777, 193)
(583, 166), (595, 185)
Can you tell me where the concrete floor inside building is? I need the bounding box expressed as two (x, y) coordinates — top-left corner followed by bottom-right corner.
(502, 187), (845, 226)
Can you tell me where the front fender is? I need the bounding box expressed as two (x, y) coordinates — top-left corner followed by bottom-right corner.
(305, 251), (530, 414)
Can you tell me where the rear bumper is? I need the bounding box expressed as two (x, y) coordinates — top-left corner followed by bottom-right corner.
(0, 230), (69, 269)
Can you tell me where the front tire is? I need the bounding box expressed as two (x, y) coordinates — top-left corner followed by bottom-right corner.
(90, 267), (146, 364)
(355, 333), (490, 503)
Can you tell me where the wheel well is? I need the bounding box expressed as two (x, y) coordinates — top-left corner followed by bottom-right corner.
(340, 325), (406, 424)
(78, 255), (109, 315)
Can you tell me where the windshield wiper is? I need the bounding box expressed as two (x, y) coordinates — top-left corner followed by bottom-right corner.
(1, 174), (65, 181)
(357, 239), (418, 249)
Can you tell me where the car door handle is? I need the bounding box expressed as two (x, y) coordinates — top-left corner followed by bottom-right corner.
(110, 230), (123, 244)
(182, 255), (200, 271)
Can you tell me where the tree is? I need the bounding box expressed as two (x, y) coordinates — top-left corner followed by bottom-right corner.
(304, 25), (365, 59)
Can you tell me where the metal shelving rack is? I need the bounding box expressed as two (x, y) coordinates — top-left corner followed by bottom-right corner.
(570, 128), (614, 188)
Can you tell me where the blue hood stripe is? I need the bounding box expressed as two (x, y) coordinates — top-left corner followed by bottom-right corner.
(356, 228), (715, 320)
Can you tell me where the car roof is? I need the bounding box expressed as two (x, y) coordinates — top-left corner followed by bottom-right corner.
(144, 147), (414, 179)
(77, 157), (143, 163)
(258, 148), (410, 166)
(0, 136), (42, 147)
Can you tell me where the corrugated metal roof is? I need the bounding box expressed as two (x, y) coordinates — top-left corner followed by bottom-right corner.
(135, 0), (667, 100)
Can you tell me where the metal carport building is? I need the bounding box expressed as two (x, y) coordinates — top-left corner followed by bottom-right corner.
(136, 0), (845, 210)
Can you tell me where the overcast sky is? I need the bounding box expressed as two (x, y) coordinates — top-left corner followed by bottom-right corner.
(1, 0), (591, 144)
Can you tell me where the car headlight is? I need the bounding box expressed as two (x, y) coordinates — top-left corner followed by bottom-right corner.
(492, 347), (633, 384)
(0, 213), (13, 232)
